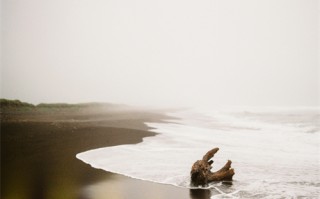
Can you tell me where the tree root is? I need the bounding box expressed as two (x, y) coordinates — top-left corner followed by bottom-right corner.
(190, 148), (235, 186)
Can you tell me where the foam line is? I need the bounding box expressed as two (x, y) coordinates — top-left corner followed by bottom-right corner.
(76, 108), (320, 197)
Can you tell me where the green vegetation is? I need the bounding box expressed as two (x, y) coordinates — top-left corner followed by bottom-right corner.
(0, 99), (35, 108)
(37, 102), (112, 108)
(37, 103), (82, 108)
(0, 99), (122, 112)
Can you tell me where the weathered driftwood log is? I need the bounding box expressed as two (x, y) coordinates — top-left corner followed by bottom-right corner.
(190, 148), (235, 186)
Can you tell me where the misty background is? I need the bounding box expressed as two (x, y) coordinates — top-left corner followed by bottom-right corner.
(1, 0), (319, 108)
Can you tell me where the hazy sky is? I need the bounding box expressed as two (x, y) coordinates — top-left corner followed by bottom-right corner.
(1, 0), (319, 108)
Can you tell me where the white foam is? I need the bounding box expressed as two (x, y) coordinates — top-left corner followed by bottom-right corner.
(76, 108), (320, 198)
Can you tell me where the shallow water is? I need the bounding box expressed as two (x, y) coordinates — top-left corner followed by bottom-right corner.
(77, 107), (320, 198)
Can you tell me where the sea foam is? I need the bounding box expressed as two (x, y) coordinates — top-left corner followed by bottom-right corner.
(76, 107), (320, 198)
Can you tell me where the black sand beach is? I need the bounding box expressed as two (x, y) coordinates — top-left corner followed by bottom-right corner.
(1, 102), (203, 199)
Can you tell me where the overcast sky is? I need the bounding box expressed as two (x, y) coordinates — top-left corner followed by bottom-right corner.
(1, 0), (319, 108)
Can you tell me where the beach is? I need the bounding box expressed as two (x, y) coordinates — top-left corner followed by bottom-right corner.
(1, 103), (192, 199)
(2, 102), (319, 199)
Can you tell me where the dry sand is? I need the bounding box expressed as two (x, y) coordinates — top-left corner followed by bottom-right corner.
(1, 104), (207, 199)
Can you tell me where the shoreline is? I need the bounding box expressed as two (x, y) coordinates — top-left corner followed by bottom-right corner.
(1, 102), (195, 199)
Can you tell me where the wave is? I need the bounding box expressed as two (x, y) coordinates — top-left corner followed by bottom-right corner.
(76, 107), (320, 198)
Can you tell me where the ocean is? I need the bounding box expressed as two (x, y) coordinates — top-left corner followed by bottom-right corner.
(77, 107), (320, 198)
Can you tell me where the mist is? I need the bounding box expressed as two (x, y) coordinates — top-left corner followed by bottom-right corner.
(1, 0), (319, 108)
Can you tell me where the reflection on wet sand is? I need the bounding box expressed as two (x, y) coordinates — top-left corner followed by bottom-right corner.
(189, 181), (234, 199)
(189, 189), (211, 199)
(2, 121), (120, 199)
(80, 174), (189, 199)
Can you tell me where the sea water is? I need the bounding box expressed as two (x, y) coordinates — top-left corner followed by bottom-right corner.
(76, 107), (320, 198)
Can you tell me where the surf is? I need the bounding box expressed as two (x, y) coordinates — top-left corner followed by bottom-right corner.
(76, 107), (320, 198)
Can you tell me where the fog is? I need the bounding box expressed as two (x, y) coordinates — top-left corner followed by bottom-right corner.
(1, 0), (319, 108)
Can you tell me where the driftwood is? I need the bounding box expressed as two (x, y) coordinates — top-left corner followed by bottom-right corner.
(190, 148), (235, 186)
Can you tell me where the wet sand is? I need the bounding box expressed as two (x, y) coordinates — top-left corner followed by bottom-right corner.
(1, 104), (205, 199)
